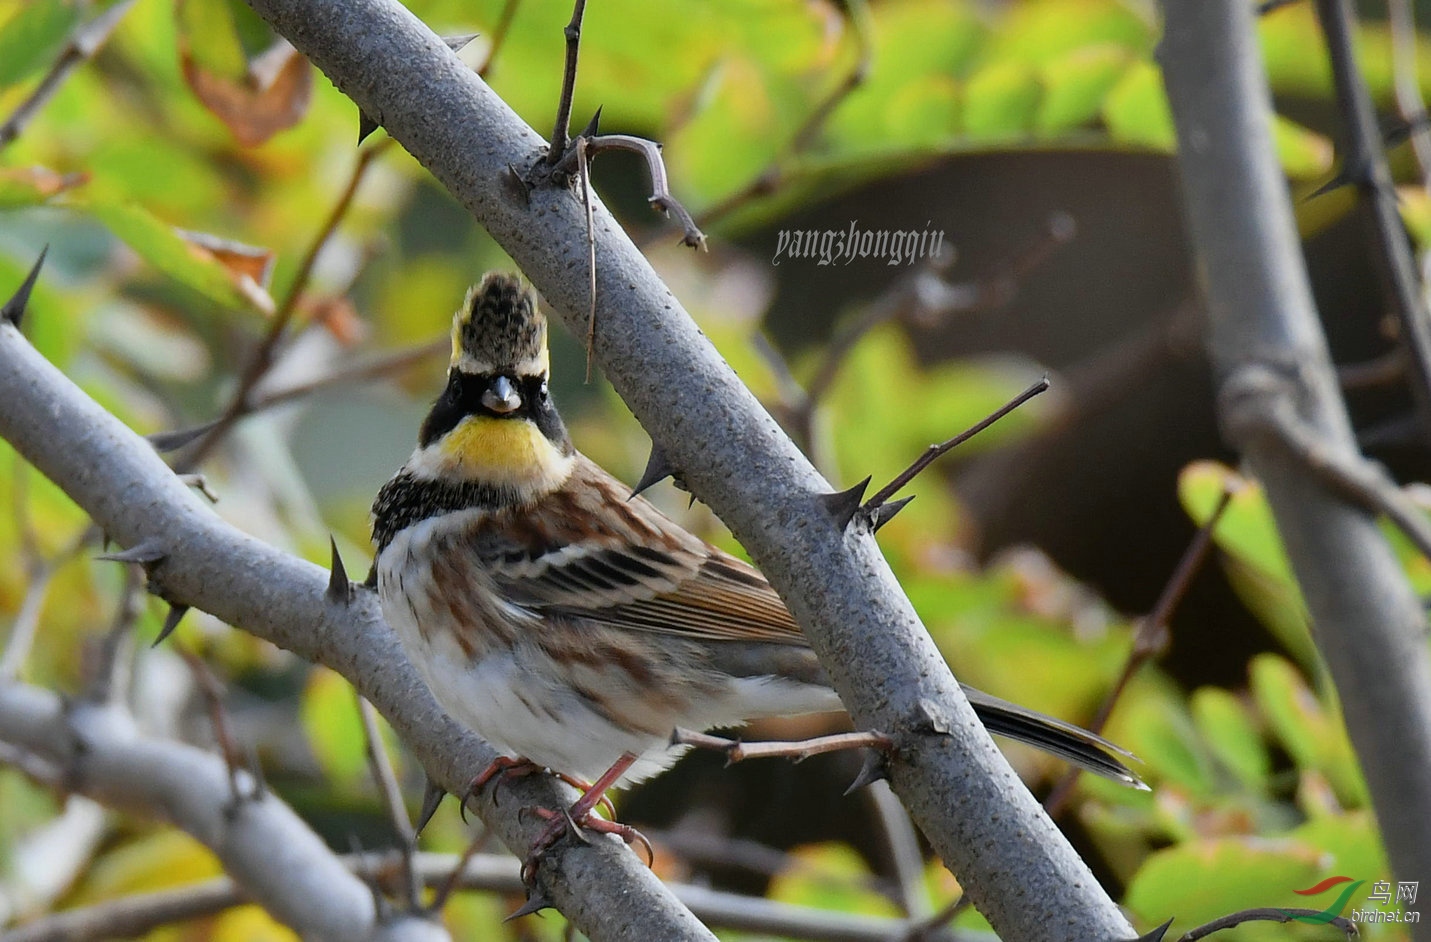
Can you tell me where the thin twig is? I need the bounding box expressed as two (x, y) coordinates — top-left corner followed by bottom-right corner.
(1315, 0), (1431, 444)
(861, 377), (1050, 512)
(182, 143), (388, 468)
(577, 135), (705, 248)
(0, 0), (137, 151)
(0, 527), (93, 681)
(546, 0), (588, 163)
(901, 895), (970, 942)
(865, 781), (931, 919)
(1043, 483), (1237, 818)
(474, 0), (521, 78)
(357, 694), (420, 910)
(84, 566), (144, 705)
(672, 728), (891, 763)
(1177, 906), (1357, 940)
(177, 649), (261, 806)
(1387, 0), (1431, 191)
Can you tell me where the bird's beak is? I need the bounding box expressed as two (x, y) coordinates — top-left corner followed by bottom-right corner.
(482, 375), (523, 414)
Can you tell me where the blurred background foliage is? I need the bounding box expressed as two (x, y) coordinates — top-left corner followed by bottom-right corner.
(1, 0), (1428, 938)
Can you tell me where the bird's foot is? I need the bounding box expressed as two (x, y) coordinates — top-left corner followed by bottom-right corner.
(517, 752), (652, 883)
(464, 755), (615, 819)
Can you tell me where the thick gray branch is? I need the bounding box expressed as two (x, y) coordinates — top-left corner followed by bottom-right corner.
(230, 1), (1132, 938)
(0, 681), (444, 942)
(0, 320), (714, 942)
(1159, 0), (1431, 917)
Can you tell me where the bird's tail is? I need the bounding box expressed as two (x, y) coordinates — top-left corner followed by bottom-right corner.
(963, 685), (1147, 789)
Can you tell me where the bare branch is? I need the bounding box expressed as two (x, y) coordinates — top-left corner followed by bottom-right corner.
(1315, 0), (1431, 442)
(1160, 0), (1431, 894)
(0, 680), (448, 942)
(0, 319), (715, 941)
(358, 694), (420, 910)
(196, 0), (1136, 935)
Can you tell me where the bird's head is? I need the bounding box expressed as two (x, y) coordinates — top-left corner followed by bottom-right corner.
(409, 272), (574, 496)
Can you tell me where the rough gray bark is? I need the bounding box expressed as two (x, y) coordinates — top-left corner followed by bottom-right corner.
(0, 681), (447, 942)
(0, 320), (716, 942)
(226, 0), (1134, 939)
(1160, 1), (1431, 930)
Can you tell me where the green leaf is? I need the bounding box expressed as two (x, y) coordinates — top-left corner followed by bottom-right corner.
(1270, 115), (1333, 181)
(77, 199), (270, 313)
(1037, 44), (1130, 134)
(299, 667), (370, 787)
(981, 0), (1152, 67)
(0, 0), (80, 89)
(961, 61), (1041, 140)
(1125, 835), (1330, 937)
(1119, 692), (1216, 797)
(1179, 462), (1294, 583)
(767, 843), (902, 917)
(1102, 59), (1174, 151)
(1250, 654), (1368, 808)
(1178, 462), (1325, 670)
(1190, 686), (1270, 793)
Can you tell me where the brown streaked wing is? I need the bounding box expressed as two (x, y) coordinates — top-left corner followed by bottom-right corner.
(473, 456), (808, 645)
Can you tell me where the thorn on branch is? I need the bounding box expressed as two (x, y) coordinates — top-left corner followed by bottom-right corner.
(843, 749), (890, 795)
(358, 34), (480, 144)
(328, 536), (354, 605)
(415, 775), (447, 837)
(96, 540), (168, 566)
(2, 245), (49, 329)
(1120, 916), (1174, 942)
(630, 442), (679, 500)
(153, 603), (190, 648)
(147, 421), (222, 453)
(818, 476), (870, 531)
(869, 495), (914, 533)
(504, 889), (553, 921)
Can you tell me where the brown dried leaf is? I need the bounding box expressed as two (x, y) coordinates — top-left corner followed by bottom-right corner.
(305, 295), (366, 346)
(180, 38), (312, 147)
(176, 228), (276, 290)
(0, 166), (89, 207)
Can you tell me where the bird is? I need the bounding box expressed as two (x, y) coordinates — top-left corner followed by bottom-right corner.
(370, 271), (1142, 867)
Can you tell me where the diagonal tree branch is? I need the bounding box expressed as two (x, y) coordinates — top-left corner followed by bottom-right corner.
(0, 319), (715, 942)
(0, 680), (446, 942)
(1159, 0), (1431, 919)
(225, 2), (1134, 939)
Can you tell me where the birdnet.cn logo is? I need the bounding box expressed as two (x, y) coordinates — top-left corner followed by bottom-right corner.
(1285, 876), (1421, 925)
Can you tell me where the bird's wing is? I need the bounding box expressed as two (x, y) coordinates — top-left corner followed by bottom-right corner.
(467, 456), (807, 645)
